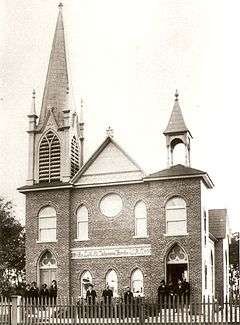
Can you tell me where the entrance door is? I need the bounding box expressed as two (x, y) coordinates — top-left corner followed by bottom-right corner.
(167, 263), (188, 285)
(166, 244), (188, 285)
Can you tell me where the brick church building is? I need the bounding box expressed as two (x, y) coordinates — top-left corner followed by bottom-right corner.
(19, 4), (230, 302)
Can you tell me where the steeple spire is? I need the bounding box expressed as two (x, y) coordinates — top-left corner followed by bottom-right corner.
(164, 90), (190, 135)
(164, 91), (192, 167)
(37, 3), (69, 129)
(79, 98), (85, 167)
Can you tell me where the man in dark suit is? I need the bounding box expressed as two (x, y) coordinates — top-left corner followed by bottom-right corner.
(102, 285), (113, 304)
(29, 281), (39, 305)
(39, 283), (49, 306)
(86, 284), (97, 305)
(124, 286), (133, 304)
(158, 280), (167, 306)
(49, 280), (58, 305)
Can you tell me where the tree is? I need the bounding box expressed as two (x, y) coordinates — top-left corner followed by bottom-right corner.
(229, 232), (239, 302)
(0, 197), (25, 296)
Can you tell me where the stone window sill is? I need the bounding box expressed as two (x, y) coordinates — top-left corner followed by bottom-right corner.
(163, 233), (189, 237)
(133, 235), (149, 239)
(74, 238), (90, 242)
(36, 240), (58, 243)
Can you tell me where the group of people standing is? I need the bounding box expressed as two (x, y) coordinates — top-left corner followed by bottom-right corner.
(23, 280), (58, 305)
(158, 279), (190, 304)
(84, 284), (134, 305)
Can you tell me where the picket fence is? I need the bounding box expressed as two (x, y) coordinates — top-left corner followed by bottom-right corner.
(0, 296), (240, 325)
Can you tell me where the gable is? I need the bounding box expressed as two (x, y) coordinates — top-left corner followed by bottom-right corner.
(74, 140), (144, 186)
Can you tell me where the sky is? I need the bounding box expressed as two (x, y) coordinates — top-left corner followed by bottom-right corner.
(0, 0), (239, 231)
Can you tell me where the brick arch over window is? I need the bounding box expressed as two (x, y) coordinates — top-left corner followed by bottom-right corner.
(71, 135), (80, 178)
(39, 130), (61, 183)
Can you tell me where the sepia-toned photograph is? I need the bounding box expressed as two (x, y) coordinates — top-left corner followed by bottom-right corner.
(0, 1), (239, 324)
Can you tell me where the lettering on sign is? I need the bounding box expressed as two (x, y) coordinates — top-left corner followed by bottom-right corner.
(71, 244), (151, 260)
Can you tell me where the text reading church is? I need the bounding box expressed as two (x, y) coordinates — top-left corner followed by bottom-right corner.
(19, 4), (230, 303)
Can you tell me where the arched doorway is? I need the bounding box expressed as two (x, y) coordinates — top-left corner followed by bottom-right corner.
(166, 244), (188, 285)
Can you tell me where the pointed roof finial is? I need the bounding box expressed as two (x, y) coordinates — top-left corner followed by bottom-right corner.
(30, 89), (37, 116)
(79, 98), (84, 124)
(106, 126), (114, 138)
(175, 89), (179, 102)
(58, 2), (63, 10)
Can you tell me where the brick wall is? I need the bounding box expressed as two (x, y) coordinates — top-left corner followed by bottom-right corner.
(70, 178), (202, 299)
(25, 177), (203, 299)
(25, 189), (71, 297)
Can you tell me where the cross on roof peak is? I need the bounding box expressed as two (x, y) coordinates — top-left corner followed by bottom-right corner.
(106, 126), (114, 138)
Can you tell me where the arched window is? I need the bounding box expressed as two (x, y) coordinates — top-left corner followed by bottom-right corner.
(106, 270), (118, 297)
(39, 206), (57, 242)
(39, 251), (57, 286)
(134, 201), (147, 237)
(77, 206), (88, 240)
(80, 271), (92, 298)
(166, 197), (187, 235)
(131, 269), (144, 296)
(71, 136), (80, 178)
(39, 131), (61, 183)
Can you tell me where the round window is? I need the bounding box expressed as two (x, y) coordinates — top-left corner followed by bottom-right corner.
(100, 193), (123, 217)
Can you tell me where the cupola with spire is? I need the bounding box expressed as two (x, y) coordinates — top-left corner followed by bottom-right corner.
(164, 90), (192, 167)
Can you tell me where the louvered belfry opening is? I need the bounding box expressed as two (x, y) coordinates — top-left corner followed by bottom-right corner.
(39, 131), (61, 183)
(71, 136), (80, 178)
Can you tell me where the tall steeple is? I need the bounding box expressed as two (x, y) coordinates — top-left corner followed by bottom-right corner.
(164, 91), (192, 167)
(37, 2), (70, 130)
(26, 4), (83, 185)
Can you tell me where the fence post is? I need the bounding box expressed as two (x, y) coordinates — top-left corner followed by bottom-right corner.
(11, 296), (18, 325)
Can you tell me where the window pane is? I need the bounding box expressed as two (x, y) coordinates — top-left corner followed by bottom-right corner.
(131, 269), (144, 296)
(39, 217), (56, 229)
(135, 201), (147, 219)
(40, 270), (49, 286)
(39, 207), (56, 218)
(166, 197), (186, 208)
(132, 280), (143, 294)
(166, 209), (186, 221)
(40, 228), (56, 241)
(78, 222), (88, 240)
(81, 271), (92, 298)
(106, 270), (118, 297)
(77, 206), (88, 222)
(136, 218), (147, 237)
(167, 221), (186, 235)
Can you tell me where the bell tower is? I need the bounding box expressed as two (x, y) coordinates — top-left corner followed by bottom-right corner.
(26, 3), (84, 185)
(163, 91), (192, 167)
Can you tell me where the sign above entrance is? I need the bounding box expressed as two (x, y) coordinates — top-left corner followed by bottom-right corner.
(71, 244), (151, 260)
